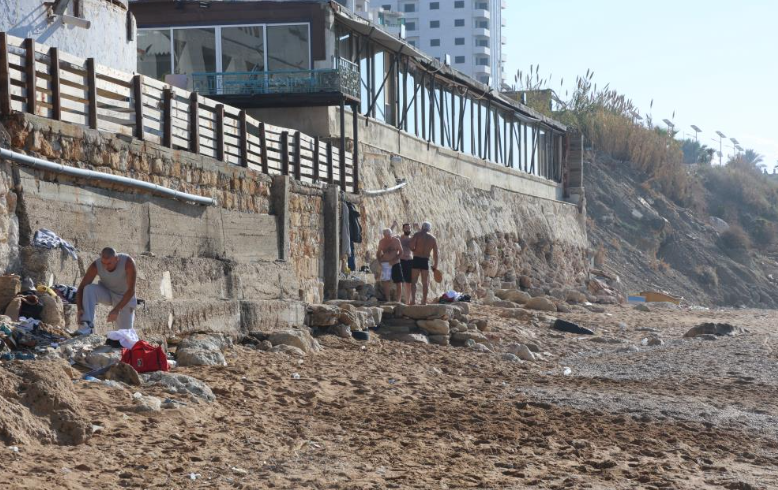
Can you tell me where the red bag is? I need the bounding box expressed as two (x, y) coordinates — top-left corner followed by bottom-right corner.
(120, 340), (169, 373)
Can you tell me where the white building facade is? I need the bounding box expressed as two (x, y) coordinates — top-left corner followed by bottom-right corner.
(341, 0), (506, 88)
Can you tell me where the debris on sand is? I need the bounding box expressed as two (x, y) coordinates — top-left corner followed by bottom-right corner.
(684, 323), (746, 338)
(552, 319), (595, 335)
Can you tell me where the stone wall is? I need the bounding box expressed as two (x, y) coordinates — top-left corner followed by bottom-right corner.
(288, 182), (326, 304)
(356, 149), (589, 298)
(2, 114), (272, 214)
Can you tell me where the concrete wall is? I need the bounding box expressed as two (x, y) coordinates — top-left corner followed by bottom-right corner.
(356, 150), (588, 298)
(248, 106), (565, 201)
(0, 113), (312, 336)
(1, 0), (136, 73)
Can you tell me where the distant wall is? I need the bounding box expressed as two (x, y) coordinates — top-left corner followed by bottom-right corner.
(1, 0), (136, 73)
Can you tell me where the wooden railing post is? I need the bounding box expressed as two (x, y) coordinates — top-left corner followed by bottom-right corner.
(189, 92), (199, 154)
(215, 104), (224, 161)
(351, 102), (359, 193)
(326, 142), (334, 184)
(280, 131), (289, 176)
(162, 88), (172, 148)
(312, 136), (320, 183)
(24, 38), (36, 115)
(259, 122), (269, 174)
(0, 33), (11, 115)
(86, 58), (97, 129)
(49, 47), (61, 121)
(132, 75), (144, 140)
(238, 110), (248, 167)
(293, 131), (301, 180)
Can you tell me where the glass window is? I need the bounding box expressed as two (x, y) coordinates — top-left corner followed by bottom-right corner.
(430, 20), (440, 28)
(174, 28), (216, 88)
(404, 3), (416, 12)
(431, 39), (440, 47)
(455, 38), (465, 45)
(477, 57), (489, 65)
(455, 19), (465, 27)
(266, 24), (310, 71)
(454, 56), (465, 63)
(138, 29), (172, 81)
(382, 4), (391, 9)
(454, 0), (464, 7)
(476, 38), (489, 47)
(477, 2), (488, 9)
(221, 26), (265, 73)
(477, 20), (489, 28)
(406, 21), (416, 30)
(408, 39), (417, 47)
(430, 2), (439, 9)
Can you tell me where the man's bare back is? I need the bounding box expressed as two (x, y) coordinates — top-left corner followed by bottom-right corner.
(410, 231), (437, 260)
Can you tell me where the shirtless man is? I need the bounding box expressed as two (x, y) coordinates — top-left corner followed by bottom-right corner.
(409, 221), (439, 305)
(376, 229), (404, 302)
(399, 223), (415, 304)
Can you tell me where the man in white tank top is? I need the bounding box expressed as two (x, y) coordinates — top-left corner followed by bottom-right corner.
(74, 247), (138, 335)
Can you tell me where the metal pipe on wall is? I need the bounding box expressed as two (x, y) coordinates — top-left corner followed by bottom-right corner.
(0, 148), (216, 206)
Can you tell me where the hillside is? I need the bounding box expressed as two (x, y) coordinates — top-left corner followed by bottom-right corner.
(585, 153), (778, 307)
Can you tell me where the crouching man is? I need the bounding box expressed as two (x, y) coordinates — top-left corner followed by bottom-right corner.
(75, 247), (137, 335)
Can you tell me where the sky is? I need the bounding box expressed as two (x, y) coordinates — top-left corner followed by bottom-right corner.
(504, 0), (778, 168)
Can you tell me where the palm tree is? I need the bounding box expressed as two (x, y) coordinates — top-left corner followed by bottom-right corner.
(743, 149), (764, 167)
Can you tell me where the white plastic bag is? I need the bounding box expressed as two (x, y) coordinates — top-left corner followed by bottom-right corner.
(106, 328), (139, 349)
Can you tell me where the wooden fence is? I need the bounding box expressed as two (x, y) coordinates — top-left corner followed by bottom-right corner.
(0, 32), (356, 192)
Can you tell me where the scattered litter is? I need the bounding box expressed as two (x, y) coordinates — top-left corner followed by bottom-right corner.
(562, 367), (572, 376)
(189, 473), (200, 480)
(291, 373), (301, 380)
(231, 467), (248, 476)
(7, 446), (19, 452)
(91, 425), (104, 433)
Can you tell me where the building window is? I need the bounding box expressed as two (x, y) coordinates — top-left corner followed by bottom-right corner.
(406, 21), (417, 31)
(221, 26), (265, 73)
(455, 56), (465, 64)
(430, 39), (440, 47)
(430, 20), (440, 28)
(476, 38), (489, 47)
(454, 0), (464, 7)
(455, 37), (465, 45)
(138, 29), (172, 81)
(173, 28), (217, 88)
(404, 3), (416, 12)
(477, 20), (489, 29)
(382, 4), (391, 9)
(477, 57), (489, 65)
(430, 2), (439, 9)
(266, 25), (310, 71)
(455, 19), (465, 27)
(476, 2), (488, 9)
(408, 39), (417, 47)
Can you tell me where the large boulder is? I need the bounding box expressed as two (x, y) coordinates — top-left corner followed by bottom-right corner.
(396, 304), (455, 320)
(268, 329), (322, 354)
(506, 343), (535, 361)
(358, 306), (384, 326)
(104, 361), (142, 386)
(379, 317), (418, 333)
(451, 331), (489, 346)
(176, 349), (227, 367)
(308, 305), (340, 327)
(417, 319), (450, 335)
(428, 335), (450, 346)
(495, 289), (531, 304)
(141, 372), (215, 402)
(565, 290), (588, 304)
(684, 323), (746, 338)
(85, 345), (122, 369)
(177, 334), (232, 352)
(525, 296), (558, 312)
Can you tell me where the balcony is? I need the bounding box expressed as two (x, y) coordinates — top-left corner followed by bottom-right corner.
(473, 9), (490, 19)
(474, 65), (491, 75)
(191, 58), (360, 108)
(474, 28), (490, 37)
(473, 45), (490, 56)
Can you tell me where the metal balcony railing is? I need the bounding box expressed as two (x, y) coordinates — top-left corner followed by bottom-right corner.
(191, 58), (360, 101)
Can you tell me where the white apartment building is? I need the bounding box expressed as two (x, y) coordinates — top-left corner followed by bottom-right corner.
(339, 0), (506, 88)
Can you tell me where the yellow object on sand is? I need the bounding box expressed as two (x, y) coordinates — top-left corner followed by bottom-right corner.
(639, 291), (681, 305)
(36, 284), (57, 297)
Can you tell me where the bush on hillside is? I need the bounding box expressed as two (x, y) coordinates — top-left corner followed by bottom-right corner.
(720, 225), (750, 251)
